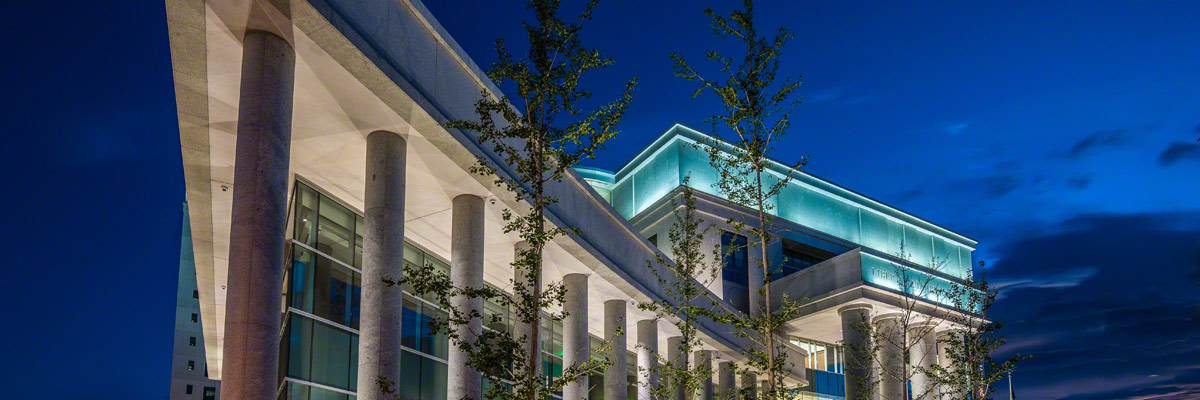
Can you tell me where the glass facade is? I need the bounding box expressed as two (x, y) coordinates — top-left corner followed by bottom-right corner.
(281, 182), (626, 400)
(791, 338), (846, 399)
(584, 124), (975, 283)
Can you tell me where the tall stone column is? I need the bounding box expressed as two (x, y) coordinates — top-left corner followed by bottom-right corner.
(605, 300), (628, 400)
(357, 130), (408, 400)
(716, 361), (734, 400)
(220, 28), (295, 400)
(512, 241), (541, 378)
(563, 274), (590, 400)
(741, 371), (757, 400)
(449, 194), (485, 400)
(839, 304), (873, 400)
(909, 323), (938, 400)
(873, 314), (905, 400)
(936, 330), (960, 400)
(667, 336), (687, 400)
(636, 319), (659, 400)
(747, 253), (766, 318)
(695, 350), (714, 400)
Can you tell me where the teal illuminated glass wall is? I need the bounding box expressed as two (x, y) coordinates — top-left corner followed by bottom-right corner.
(589, 124), (976, 281)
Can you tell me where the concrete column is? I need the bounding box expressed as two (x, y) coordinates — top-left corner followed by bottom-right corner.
(873, 314), (905, 400)
(357, 130), (408, 400)
(741, 371), (757, 400)
(512, 241), (541, 378)
(839, 304), (873, 400)
(667, 336), (687, 400)
(219, 28), (295, 400)
(695, 350), (714, 400)
(563, 274), (590, 400)
(909, 324), (938, 400)
(747, 253), (766, 318)
(716, 361), (734, 400)
(636, 319), (659, 400)
(605, 300), (628, 400)
(449, 194), (485, 400)
(935, 330), (959, 400)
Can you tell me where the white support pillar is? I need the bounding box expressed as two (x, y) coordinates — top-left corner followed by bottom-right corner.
(717, 361), (734, 400)
(874, 314), (905, 400)
(936, 330), (960, 400)
(667, 336), (687, 400)
(512, 241), (541, 379)
(358, 130), (408, 400)
(637, 319), (659, 400)
(449, 194), (485, 400)
(839, 304), (873, 400)
(605, 300), (628, 400)
(563, 274), (590, 400)
(695, 350), (714, 400)
(742, 371), (757, 400)
(909, 323), (938, 400)
(220, 27), (295, 400)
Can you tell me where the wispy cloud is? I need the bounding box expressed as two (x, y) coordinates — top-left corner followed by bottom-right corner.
(943, 121), (970, 135)
(1061, 129), (1129, 158)
(1158, 141), (1200, 166)
(805, 87), (877, 106)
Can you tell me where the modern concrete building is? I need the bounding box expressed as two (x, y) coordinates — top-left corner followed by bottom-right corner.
(170, 203), (221, 400)
(164, 1), (980, 399)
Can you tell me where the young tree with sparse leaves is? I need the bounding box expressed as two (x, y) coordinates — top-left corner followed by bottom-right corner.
(927, 263), (1029, 400)
(392, 1), (637, 400)
(638, 179), (724, 400)
(671, 1), (806, 399)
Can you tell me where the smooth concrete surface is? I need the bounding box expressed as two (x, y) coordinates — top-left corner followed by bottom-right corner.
(512, 241), (542, 378)
(563, 274), (590, 400)
(874, 314), (905, 400)
(742, 371), (757, 400)
(605, 300), (628, 400)
(716, 361), (734, 400)
(909, 325), (938, 400)
(358, 130), (408, 400)
(839, 304), (874, 400)
(219, 28), (294, 400)
(667, 336), (687, 400)
(637, 319), (659, 400)
(936, 330), (959, 400)
(449, 194), (485, 400)
(695, 350), (714, 400)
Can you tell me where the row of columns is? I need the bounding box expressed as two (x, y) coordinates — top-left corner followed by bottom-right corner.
(219, 27), (759, 400)
(839, 304), (955, 400)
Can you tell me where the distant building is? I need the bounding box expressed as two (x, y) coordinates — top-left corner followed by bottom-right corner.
(169, 203), (219, 400)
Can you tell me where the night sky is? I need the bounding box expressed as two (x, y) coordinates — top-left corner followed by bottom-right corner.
(1, 1), (1197, 399)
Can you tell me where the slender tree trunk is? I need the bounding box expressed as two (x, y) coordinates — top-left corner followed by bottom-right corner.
(754, 168), (777, 400)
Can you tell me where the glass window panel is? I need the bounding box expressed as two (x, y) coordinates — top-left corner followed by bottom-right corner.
(402, 296), (422, 350)
(422, 305), (448, 359)
(317, 196), (356, 264)
(312, 255), (359, 328)
(353, 215), (364, 269)
(290, 247), (316, 312)
(286, 315), (313, 381)
(420, 356), (448, 400)
(399, 351), (422, 400)
(294, 184), (319, 246)
(310, 318), (352, 390)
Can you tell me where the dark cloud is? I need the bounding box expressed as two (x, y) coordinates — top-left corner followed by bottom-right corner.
(1062, 129), (1129, 158)
(1066, 174), (1093, 190)
(982, 175), (1020, 197)
(985, 212), (1200, 399)
(1158, 141), (1200, 166)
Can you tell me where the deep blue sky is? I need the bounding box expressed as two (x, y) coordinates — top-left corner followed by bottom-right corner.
(0, 1), (1197, 399)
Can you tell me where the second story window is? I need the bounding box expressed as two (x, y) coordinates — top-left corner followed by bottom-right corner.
(721, 232), (748, 285)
